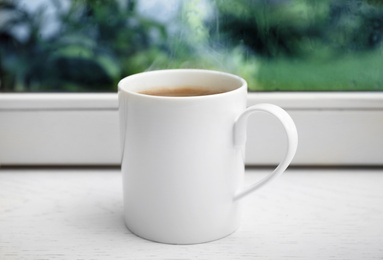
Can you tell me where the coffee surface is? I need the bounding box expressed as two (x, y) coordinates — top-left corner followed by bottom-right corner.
(139, 87), (226, 97)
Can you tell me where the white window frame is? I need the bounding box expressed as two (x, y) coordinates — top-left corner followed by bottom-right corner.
(1, 93), (383, 166)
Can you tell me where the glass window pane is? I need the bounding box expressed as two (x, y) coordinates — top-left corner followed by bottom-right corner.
(1, 0), (382, 92)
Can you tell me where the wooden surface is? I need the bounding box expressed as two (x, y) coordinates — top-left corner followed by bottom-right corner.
(0, 168), (382, 259)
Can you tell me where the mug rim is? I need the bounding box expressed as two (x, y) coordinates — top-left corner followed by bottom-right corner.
(117, 69), (247, 100)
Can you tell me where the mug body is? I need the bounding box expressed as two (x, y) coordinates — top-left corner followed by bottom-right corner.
(118, 69), (247, 244)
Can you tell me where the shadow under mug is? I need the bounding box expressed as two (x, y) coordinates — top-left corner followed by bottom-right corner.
(118, 69), (298, 244)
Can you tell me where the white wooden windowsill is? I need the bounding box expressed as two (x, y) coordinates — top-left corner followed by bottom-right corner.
(1, 167), (382, 259)
(1, 92), (383, 166)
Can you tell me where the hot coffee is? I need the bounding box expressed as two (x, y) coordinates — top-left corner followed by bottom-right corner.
(139, 86), (226, 97)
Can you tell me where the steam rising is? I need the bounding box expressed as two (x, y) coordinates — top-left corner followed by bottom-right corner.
(136, 0), (260, 83)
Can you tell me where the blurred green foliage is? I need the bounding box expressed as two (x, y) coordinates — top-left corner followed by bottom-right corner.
(212, 0), (383, 91)
(1, 0), (383, 92)
(0, 0), (167, 91)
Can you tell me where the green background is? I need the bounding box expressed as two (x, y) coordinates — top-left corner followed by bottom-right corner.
(1, 0), (383, 92)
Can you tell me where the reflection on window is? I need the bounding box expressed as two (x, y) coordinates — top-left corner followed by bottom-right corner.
(0, 0), (382, 92)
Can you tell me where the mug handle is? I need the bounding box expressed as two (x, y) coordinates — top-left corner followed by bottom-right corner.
(233, 103), (298, 201)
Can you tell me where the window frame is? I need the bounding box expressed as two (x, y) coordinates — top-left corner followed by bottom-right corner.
(1, 92), (383, 166)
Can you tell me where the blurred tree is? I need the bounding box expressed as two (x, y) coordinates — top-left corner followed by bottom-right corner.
(212, 0), (383, 60)
(325, 1), (383, 52)
(0, 0), (53, 91)
(0, 0), (168, 92)
(212, 0), (330, 59)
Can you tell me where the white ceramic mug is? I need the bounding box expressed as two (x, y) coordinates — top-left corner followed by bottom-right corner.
(118, 69), (298, 244)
